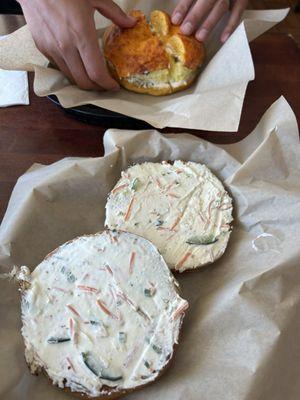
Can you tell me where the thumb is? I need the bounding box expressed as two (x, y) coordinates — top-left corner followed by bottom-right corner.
(92, 0), (136, 28)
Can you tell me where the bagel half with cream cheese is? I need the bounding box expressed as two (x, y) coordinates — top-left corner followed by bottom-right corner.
(105, 161), (233, 272)
(103, 10), (205, 96)
(20, 231), (188, 399)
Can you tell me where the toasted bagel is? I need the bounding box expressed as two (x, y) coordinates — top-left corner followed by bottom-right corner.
(20, 231), (188, 398)
(103, 10), (205, 95)
(105, 161), (233, 272)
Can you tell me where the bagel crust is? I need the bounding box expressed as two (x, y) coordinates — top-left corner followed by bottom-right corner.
(20, 231), (188, 398)
(105, 161), (233, 272)
(103, 10), (205, 95)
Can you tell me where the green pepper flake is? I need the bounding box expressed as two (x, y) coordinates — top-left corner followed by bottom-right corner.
(90, 320), (100, 326)
(144, 360), (151, 369)
(144, 287), (156, 297)
(152, 344), (162, 354)
(118, 332), (127, 343)
(82, 352), (123, 381)
(60, 266), (76, 283)
(101, 372), (123, 382)
(186, 235), (218, 245)
(154, 219), (163, 227)
(130, 178), (140, 192)
(47, 337), (71, 344)
(82, 352), (99, 376)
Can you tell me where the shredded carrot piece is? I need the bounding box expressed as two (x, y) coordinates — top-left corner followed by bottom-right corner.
(53, 287), (68, 293)
(176, 252), (192, 270)
(137, 307), (151, 322)
(117, 289), (136, 308)
(165, 181), (176, 191)
(124, 345), (139, 368)
(112, 183), (128, 194)
(66, 357), (76, 373)
(77, 285), (99, 293)
(198, 211), (208, 224)
(129, 251), (136, 274)
(69, 318), (74, 338)
(124, 196), (135, 221)
(67, 304), (81, 319)
(107, 231), (118, 244)
(122, 172), (130, 179)
(221, 223), (230, 229)
(176, 169), (184, 174)
(97, 299), (118, 320)
(219, 205), (232, 211)
(171, 213), (183, 231)
(172, 301), (189, 320)
(155, 177), (162, 189)
(168, 193), (180, 198)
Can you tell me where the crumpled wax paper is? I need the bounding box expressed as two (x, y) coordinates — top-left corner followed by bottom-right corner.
(0, 96), (299, 400)
(0, 2), (288, 130)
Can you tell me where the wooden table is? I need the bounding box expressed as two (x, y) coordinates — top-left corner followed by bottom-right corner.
(0, 33), (299, 221)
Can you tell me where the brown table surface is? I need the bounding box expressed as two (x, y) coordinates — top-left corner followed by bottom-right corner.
(0, 32), (300, 222)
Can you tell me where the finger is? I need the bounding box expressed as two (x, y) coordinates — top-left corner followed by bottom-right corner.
(180, 0), (216, 36)
(77, 26), (119, 91)
(47, 53), (75, 84)
(61, 46), (101, 90)
(92, 0), (136, 28)
(171, 0), (194, 25)
(195, 0), (229, 41)
(221, 0), (248, 42)
(34, 35), (77, 85)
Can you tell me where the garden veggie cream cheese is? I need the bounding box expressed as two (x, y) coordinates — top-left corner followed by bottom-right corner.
(20, 231), (188, 397)
(106, 161), (233, 272)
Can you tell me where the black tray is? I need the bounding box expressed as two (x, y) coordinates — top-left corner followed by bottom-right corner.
(0, 0), (22, 14)
(48, 95), (152, 130)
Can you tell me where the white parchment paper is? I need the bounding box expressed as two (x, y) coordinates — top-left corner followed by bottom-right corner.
(0, 2), (288, 130)
(0, 96), (299, 400)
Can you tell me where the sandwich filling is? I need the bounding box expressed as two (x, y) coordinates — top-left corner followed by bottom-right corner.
(125, 62), (198, 90)
(105, 161), (233, 272)
(21, 231), (188, 397)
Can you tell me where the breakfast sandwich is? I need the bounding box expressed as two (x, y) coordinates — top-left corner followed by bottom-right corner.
(103, 10), (205, 95)
(105, 161), (233, 272)
(20, 231), (188, 398)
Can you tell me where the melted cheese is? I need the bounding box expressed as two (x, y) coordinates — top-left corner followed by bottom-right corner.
(21, 231), (187, 397)
(105, 161), (233, 272)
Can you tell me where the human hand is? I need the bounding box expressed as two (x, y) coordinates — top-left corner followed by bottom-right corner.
(18, 0), (136, 90)
(172, 0), (248, 43)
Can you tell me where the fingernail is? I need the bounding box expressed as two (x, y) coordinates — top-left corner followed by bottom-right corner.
(221, 32), (230, 43)
(196, 28), (208, 42)
(180, 22), (193, 36)
(172, 12), (182, 25)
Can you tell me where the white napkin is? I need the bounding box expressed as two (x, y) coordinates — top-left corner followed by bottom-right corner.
(0, 35), (29, 107)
